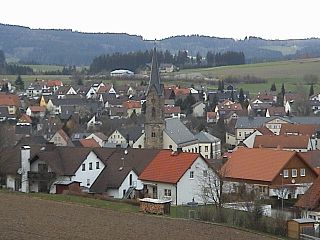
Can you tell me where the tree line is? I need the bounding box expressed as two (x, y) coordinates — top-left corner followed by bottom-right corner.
(0, 50), (34, 75)
(89, 49), (245, 74)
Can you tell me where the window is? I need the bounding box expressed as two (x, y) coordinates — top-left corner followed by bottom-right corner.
(300, 168), (306, 177)
(86, 179), (90, 186)
(96, 162), (100, 169)
(190, 171), (194, 179)
(82, 164), (85, 171)
(164, 189), (171, 197)
(292, 169), (297, 178)
(203, 170), (208, 177)
(205, 146), (209, 152)
(138, 145), (142, 148)
(199, 146), (201, 152)
(89, 162), (93, 170)
(205, 155), (208, 159)
(151, 132), (156, 138)
(283, 169), (288, 178)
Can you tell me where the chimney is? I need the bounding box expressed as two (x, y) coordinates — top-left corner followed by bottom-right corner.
(21, 146), (31, 193)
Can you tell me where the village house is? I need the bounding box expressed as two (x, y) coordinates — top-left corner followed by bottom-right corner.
(0, 93), (21, 116)
(85, 132), (108, 147)
(253, 135), (315, 152)
(55, 86), (77, 99)
(221, 148), (318, 199)
(191, 102), (205, 117)
(242, 127), (274, 148)
(122, 100), (141, 117)
(295, 176), (320, 221)
(26, 106), (46, 118)
(139, 149), (214, 205)
(49, 129), (74, 146)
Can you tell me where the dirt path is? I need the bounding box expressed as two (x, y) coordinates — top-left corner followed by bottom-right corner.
(0, 192), (275, 240)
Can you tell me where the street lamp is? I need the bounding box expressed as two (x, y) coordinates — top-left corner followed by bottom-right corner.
(279, 173), (284, 212)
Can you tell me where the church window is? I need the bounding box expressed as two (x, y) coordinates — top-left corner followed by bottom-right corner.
(151, 132), (156, 137)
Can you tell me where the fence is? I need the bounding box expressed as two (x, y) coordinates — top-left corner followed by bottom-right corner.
(171, 205), (287, 237)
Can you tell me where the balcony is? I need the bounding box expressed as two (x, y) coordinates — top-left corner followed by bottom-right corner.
(27, 171), (56, 181)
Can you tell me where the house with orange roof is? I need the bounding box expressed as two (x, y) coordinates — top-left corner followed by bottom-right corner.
(0, 93), (21, 115)
(295, 176), (320, 220)
(122, 100), (141, 117)
(163, 105), (181, 118)
(253, 135), (314, 152)
(139, 149), (214, 205)
(19, 114), (32, 124)
(26, 106), (46, 118)
(221, 148), (318, 199)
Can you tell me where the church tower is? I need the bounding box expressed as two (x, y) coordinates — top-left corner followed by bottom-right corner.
(144, 47), (165, 149)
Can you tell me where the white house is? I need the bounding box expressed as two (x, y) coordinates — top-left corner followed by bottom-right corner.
(191, 102), (205, 117)
(139, 150), (215, 205)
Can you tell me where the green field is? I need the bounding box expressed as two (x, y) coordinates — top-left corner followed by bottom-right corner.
(170, 58), (320, 93)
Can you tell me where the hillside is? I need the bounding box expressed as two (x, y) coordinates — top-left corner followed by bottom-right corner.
(1, 23), (320, 65)
(0, 192), (272, 240)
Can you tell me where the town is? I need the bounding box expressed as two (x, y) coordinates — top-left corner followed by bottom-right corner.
(1, 45), (320, 239)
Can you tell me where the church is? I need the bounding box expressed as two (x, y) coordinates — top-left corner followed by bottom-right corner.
(133, 48), (221, 159)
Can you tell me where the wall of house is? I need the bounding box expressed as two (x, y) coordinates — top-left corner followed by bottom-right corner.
(265, 118), (289, 135)
(117, 170), (142, 199)
(192, 104), (205, 117)
(107, 130), (126, 145)
(226, 132), (237, 146)
(273, 155), (317, 187)
(177, 157), (212, 205)
(243, 131), (262, 148)
(73, 151), (105, 188)
(107, 189), (119, 198)
(236, 128), (255, 143)
(50, 132), (67, 146)
(142, 181), (177, 204)
(132, 133), (145, 148)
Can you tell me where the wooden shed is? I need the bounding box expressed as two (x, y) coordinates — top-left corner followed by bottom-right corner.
(54, 180), (81, 194)
(139, 198), (171, 215)
(287, 218), (315, 239)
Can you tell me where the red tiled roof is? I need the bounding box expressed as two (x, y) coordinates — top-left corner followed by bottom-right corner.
(163, 106), (181, 114)
(267, 107), (286, 116)
(280, 124), (320, 136)
(256, 127), (274, 135)
(221, 148), (296, 182)
(79, 138), (100, 148)
(19, 114), (32, 123)
(47, 80), (63, 87)
(122, 100), (141, 109)
(29, 106), (46, 112)
(139, 150), (200, 184)
(0, 93), (20, 107)
(174, 88), (190, 96)
(253, 135), (310, 149)
(207, 112), (217, 119)
(295, 176), (320, 210)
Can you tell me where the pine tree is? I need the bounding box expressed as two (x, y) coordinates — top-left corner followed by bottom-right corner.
(15, 75), (24, 90)
(270, 83), (276, 92)
(238, 88), (245, 104)
(281, 83), (285, 97)
(309, 84), (314, 97)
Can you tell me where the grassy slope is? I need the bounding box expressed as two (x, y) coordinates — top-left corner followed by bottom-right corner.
(174, 58), (320, 93)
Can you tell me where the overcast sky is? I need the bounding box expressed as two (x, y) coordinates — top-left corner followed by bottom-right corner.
(1, 0), (319, 40)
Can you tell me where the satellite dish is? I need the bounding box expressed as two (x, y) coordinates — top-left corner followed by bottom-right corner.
(124, 149), (128, 155)
(17, 168), (23, 175)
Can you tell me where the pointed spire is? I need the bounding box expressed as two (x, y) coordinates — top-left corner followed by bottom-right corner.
(147, 47), (162, 96)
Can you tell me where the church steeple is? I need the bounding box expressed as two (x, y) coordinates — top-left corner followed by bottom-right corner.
(146, 47), (162, 96)
(144, 47), (165, 149)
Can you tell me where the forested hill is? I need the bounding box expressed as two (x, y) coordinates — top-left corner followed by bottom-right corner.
(1, 23), (320, 66)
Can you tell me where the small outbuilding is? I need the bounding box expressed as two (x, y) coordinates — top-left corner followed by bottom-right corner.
(287, 218), (315, 239)
(139, 198), (171, 215)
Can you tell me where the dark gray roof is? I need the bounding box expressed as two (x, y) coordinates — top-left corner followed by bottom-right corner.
(236, 116), (320, 129)
(0, 106), (9, 118)
(118, 126), (144, 142)
(146, 47), (162, 96)
(91, 148), (159, 193)
(195, 131), (220, 143)
(165, 118), (197, 146)
(15, 124), (32, 135)
(60, 105), (77, 120)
